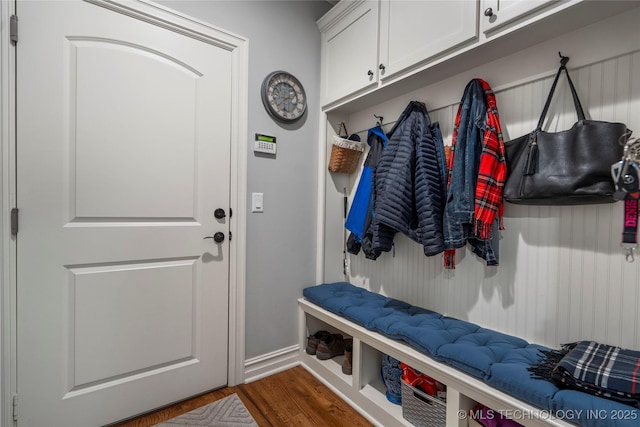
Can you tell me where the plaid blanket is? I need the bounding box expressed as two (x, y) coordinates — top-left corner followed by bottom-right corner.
(529, 341), (640, 407)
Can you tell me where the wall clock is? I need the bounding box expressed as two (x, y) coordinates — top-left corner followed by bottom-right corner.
(261, 70), (307, 123)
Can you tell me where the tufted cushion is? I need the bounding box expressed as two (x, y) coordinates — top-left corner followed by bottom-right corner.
(486, 345), (559, 410)
(438, 329), (530, 379)
(370, 305), (441, 340)
(400, 317), (480, 360)
(303, 282), (390, 323)
(343, 297), (412, 329)
(302, 282), (639, 427)
(551, 390), (640, 427)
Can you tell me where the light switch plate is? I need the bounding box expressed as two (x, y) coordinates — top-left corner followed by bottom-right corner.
(252, 193), (264, 213)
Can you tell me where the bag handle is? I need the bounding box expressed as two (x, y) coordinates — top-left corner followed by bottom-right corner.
(338, 121), (349, 138)
(536, 53), (586, 131)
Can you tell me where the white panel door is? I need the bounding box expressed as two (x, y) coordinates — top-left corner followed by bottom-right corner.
(16, 1), (232, 426)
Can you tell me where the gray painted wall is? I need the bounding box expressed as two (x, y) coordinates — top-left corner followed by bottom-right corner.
(157, 1), (331, 359)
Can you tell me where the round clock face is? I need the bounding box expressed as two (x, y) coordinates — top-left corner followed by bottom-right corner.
(261, 71), (307, 123)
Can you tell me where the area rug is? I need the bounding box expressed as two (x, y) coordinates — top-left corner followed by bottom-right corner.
(154, 393), (258, 427)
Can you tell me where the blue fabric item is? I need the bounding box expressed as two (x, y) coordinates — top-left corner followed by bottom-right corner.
(372, 101), (447, 257)
(437, 328), (529, 379)
(343, 298), (411, 330)
(400, 317), (480, 361)
(551, 341), (640, 404)
(302, 282), (395, 330)
(344, 167), (372, 238)
(381, 354), (403, 405)
(551, 390), (640, 427)
(371, 306), (441, 340)
(486, 345), (560, 410)
(302, 282), (639, 427)
(444, 79), (486, 247)
(345, 126), (388, 243)
(444, 79), (498, 265)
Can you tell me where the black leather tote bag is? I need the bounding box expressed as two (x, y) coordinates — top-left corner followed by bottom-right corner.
(504, 59), (629, 205)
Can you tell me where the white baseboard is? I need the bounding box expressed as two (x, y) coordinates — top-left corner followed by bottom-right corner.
(243, 345), (300, 383)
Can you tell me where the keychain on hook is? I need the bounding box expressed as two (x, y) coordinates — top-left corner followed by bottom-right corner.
(611, 130), (638, 262)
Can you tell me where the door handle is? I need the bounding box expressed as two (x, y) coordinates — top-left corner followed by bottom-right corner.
(214, 208), (226, 219)
(204, 232), (225, 243)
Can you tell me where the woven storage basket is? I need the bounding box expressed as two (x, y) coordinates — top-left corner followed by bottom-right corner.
(401, 381), (446, 427)
(328, 134), (364, 174)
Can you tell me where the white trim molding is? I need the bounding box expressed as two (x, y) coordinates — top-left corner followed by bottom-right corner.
(227, 25), (249, 388)
(243, 345), (300, 384)
(1, 1), (17, 426)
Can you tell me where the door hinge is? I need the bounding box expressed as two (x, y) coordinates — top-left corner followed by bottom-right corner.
(11, 208), (18, 236)
(229, 231), (232, 242)
(10, 15), (18, 45)
(12, 394), (17, 421)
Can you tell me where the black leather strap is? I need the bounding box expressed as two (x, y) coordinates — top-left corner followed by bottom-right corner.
(536, 58), (586, 131)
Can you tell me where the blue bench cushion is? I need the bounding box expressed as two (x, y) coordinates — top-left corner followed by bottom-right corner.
(303, 282), (391, 322)
(400, 316), (480, 361)
(486, 345), (559, 410)
(303, 282), (640, 426)
(438, 329), (530, 379)
(551, 390), (640, 427)
(370, 306), (441, 340)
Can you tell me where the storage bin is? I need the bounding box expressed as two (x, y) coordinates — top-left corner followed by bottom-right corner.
(401, 380), (446, 427)
(327, 121), (364, 174)
(468, 404), (525, 427)
(327, 134), (364, 174)
(400, 362), (446, 397)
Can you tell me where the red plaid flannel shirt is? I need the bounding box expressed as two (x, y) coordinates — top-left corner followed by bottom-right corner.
(474, 79), (506, 239)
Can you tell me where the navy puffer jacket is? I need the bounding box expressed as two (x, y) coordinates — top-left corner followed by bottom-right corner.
(371, 101), (447, 257)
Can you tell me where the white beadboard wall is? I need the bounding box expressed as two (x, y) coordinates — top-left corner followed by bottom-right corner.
(322, 7), (640, 351)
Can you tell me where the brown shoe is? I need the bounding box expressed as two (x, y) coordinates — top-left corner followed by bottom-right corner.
(342, 341), (353, 375)
(306, 330), (330, 355)
(316, 334), (346, 360)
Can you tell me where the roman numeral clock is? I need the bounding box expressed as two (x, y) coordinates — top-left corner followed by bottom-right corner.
(261, 71), (307, 123)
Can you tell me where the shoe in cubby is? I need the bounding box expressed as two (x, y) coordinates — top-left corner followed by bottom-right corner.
(316, 333), (346, 360)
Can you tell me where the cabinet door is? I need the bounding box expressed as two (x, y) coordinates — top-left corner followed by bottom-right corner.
(321, 0), (379, 105)
(480, 0), (559, 33)
(379, 0), (478, 80)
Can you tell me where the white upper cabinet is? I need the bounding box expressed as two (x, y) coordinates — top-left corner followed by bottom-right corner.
(319, 0), (635, 110)
(480, 0), (559, 33)
(318, 0), (479, 107)
(379, 0), (478, 81)
(320, 0), (380, 106)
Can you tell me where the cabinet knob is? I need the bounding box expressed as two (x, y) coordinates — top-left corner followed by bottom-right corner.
(484, 7), (493, 17)
(367, 70), (374, 77)
(378, 64), (386, 71)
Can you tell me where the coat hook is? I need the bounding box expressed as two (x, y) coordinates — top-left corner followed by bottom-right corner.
(558, 51), (569, 67)
(374, 114), (384, 126)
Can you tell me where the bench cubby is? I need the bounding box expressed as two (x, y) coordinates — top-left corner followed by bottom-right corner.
(299, 297), (572, 427)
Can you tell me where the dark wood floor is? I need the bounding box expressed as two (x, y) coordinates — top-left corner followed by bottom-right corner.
(112, 365), (374, 426)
